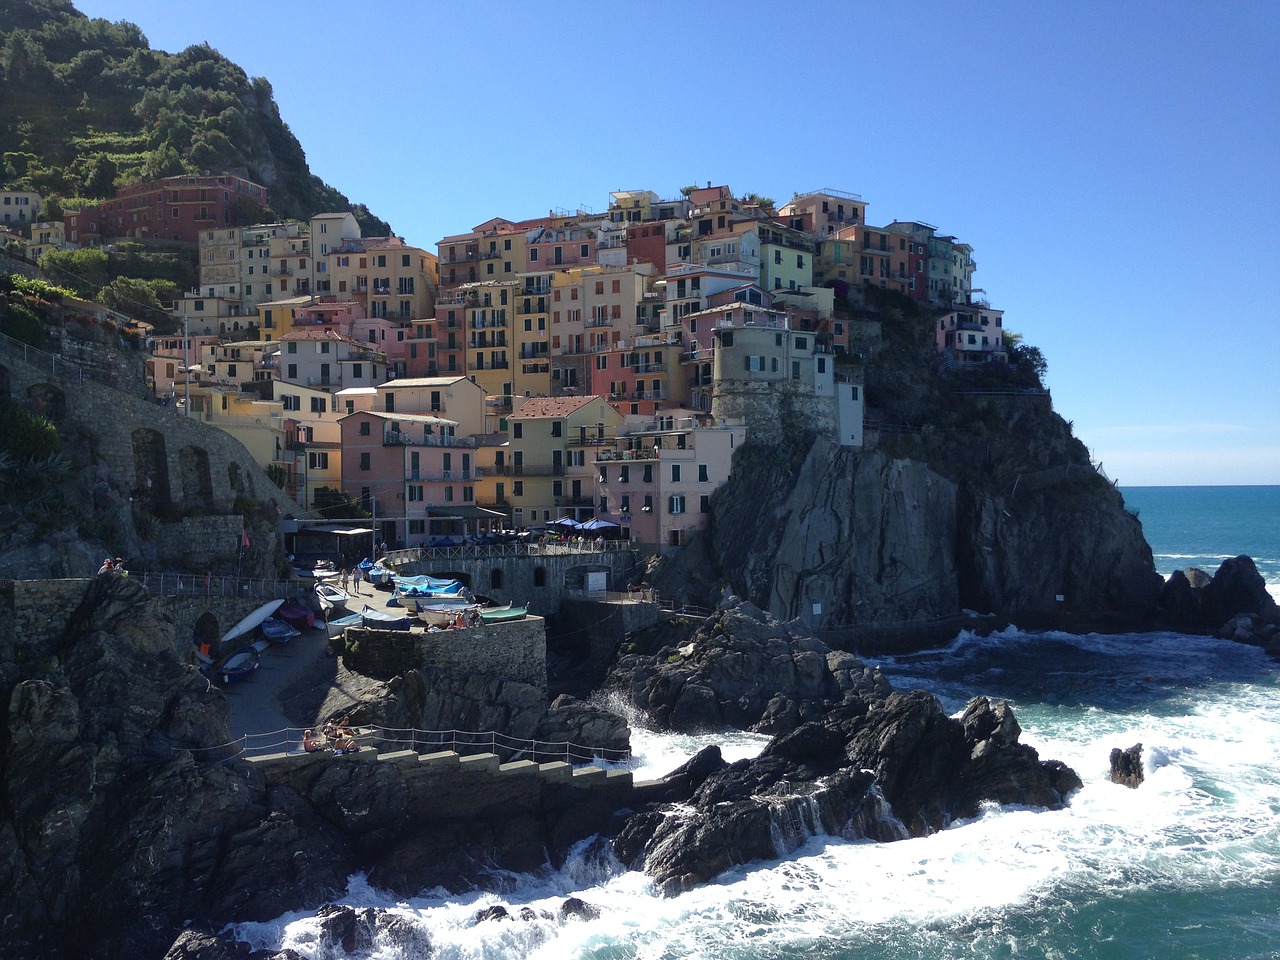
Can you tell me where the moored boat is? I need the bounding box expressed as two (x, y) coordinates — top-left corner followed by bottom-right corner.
(314, 582), (350, 611)
(219, 599), (285, 646)
(479, 604), (528, 623)
(415, 599), (481, 626)
(217, 647), (260, 683)
(260, 618), (299, 644)
(324, 610), (363, 639)
(276, 600), (317, 631)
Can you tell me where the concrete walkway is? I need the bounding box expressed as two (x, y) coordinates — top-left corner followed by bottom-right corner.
(221, 579), (398, 744)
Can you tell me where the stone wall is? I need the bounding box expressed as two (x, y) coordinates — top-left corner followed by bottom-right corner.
(151, 516), (255, 574)
(712, 377), (837, 446)
(344, 616), (547, 692)
(395, 547), (640, 617)
(0, 577), (303, 656)
(0, 335), (300, 573)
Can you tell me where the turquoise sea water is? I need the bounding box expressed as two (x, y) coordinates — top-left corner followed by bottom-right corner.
(1120, 485), (1280, 599)
(234, 488), (1280, 959)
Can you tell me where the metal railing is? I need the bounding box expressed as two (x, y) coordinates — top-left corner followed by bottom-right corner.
(187, 724), (632, 764)
(0, 330), (89, 384)
(134, 571), (309, 599)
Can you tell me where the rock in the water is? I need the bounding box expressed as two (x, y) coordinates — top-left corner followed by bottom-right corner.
(1110, 743), (1144, 788)
(608, 599), (890, 735)
(559, 897), (601, 921)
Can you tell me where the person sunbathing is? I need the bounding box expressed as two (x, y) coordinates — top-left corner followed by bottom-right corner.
(331, 732), (359, 754)
(302, 729), (325, 752)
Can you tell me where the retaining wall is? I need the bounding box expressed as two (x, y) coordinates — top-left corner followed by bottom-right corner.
(344, 615), (547, 691)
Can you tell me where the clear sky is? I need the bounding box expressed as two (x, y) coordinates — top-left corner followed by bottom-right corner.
(71, 1), (1280, 486)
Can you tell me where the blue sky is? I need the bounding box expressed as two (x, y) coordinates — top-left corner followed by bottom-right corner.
(73, 1), (1279, 486)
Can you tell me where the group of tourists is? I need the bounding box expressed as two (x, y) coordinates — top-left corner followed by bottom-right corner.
(302, 717), (360, 755)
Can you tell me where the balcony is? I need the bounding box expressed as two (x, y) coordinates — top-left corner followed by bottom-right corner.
(497, 463), (565, 477)
(595, 448), (657, 462)
(306, 376), (342, 388)
(630, 362), (665, 373)
(383, 431), (477, 448)
(271, 266), (293, 277)
(472, 360), (509, 370)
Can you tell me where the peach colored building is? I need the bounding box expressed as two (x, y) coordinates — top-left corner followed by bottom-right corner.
(935, 305), (1006, 364)
(339, 410), (485, 547)
(595, 412), (746, 551)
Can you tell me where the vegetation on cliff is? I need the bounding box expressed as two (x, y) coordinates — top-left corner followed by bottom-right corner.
(0, 0), (389, 234)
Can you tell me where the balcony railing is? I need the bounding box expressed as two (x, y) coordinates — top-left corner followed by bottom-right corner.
(384, 431), (477, 448)
(595, 448), (658, 461)
(497, 464), (565, 477)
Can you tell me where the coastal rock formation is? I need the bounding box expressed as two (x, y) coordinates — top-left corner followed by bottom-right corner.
(611, 603), (1081, 892)
(1160, 556), (1280, 653)
(0, 575), (628, 959)
(687, 408), (1163, 631)
(1110, 743), (1144, 788)
(608, 597), (891, 734)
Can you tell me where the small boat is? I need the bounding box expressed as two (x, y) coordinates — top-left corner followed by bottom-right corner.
(217, 647), (260, 683)
(260, 618), (300, 644)
(325, 610), (364, 639)
(415, 599), (481, 626)
(393, 574), (469, 594)
(480, 604), (528, 623)
(314, 582), (350, 611)
(366, 562), (396, 586)
(359, 604), (414, 631)
(220, 599), (285, 646)
(276, 600), (317, 631)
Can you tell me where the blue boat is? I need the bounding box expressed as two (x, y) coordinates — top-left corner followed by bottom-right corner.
(260, 618), (299, 644)
(359, 604), (414, 631)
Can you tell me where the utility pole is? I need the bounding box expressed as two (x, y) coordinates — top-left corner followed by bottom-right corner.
(182, 312), (191, 417)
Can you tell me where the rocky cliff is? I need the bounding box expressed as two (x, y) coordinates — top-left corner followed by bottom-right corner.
(0, 576), (626, 960)
(660, 398), (1163, 633)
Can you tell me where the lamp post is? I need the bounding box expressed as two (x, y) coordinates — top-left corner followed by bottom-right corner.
(182, 312), (191, 417)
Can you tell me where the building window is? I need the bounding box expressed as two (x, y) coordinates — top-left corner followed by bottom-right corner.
(513, 423), (523, 439)
(359, 453), (370, 470)
(308, 452), (328, 469)
(408, 485), (423, 501)
(551, 421), (562, 437)
(668, 495), (685, 514)
(698, 464), (709, 482)
(700, 494), (711, 513)
(671, 464), (681, 482)
(359, 421), (370, 435)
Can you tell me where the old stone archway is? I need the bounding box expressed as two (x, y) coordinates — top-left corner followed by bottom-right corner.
(26, 382), (66, 419)
(132, 427), (172, 507)
(193, 611), (220, 645)
(228, 461), (246, 497)
(178, 445), (215, 511)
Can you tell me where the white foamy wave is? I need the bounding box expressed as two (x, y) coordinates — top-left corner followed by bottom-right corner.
(232, 634), (1280, 959)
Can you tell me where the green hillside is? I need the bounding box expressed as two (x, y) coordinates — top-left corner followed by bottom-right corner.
(0, 0), (390, 235)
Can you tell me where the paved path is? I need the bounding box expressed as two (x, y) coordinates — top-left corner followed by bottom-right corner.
(221, 579), (397, 743)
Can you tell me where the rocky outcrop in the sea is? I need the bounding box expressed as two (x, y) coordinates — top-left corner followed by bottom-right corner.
(608, 597), (891, 734)
(1110, 743), (1144, 788)
(1160, 556), (1279, 653)
(610, 601), (1081, 892)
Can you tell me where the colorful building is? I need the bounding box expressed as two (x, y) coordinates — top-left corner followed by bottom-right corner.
(506, 396), (626, 528)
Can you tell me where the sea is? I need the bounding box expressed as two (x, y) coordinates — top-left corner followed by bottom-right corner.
(233, 485), (1280, 959)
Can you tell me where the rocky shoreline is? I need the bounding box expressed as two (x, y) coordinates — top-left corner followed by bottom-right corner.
(0, 556), (1275, 959)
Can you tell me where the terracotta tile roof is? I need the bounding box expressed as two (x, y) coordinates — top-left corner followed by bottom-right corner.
(511, 395), (601, 419)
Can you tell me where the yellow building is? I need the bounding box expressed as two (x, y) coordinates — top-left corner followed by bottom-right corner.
(506, 395), (626, 528)
(27, 220), (64, 260)
(460, 278), (518, 398)
(257, 294), (316, 343)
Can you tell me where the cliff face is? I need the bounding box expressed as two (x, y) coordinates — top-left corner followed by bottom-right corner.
(705, 400), (1162, 630)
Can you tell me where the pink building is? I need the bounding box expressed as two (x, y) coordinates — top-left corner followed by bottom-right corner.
(935, 306), (1006, 363)
(339, 410), (483, 547)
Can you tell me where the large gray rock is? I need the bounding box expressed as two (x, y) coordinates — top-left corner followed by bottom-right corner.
(608, 598), (890, 734)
